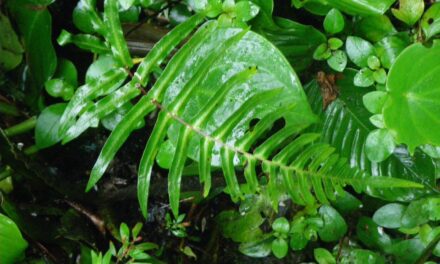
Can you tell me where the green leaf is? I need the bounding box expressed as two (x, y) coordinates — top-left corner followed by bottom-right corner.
(0, 12), (23, 71)
(373, 68), (387, 84)
(383, 41), (440, 153)
(271, 238), (288, 259)
(289, 232), (309, 251)
(318, 205), (347, 242)
(374, 33), (410, 69)
(73, 0), (105, 34)
(391, 0), (424, 26)
(390, 238), (425, 263)
(216, 209), (264, 243)
(9, 0), (57, 88)
(421, 3), (440, 40)
(324, 8), (345, 34)
(328, 38), (343, 50)
(346, 36), (375, 68)
(331, 191), (362, 214)
(354, 15), (396, 42)
(357, 217), (392, 251)
(421, 145), (440, 159)
(45, 79), (75, 101)
(35, 103), (67, 149)
(187, 0), (222, 17)
(86, 55), (118, 83)
(119, 222), (130, 241)
(354, 68), (375, 87)
(131, 222), (143, 238)
(235, 1), (260, 22)
(366, 129), (395, 162)
(314, 248), (336, 264)
(400, 198), (440, 227)
(169, 4), (192, 26)
(327, 50), (347, 72)
(306, 71), (438, 202)
(239, 236), (272, 258)
(373, 203), (406, 229)
(104, 0), (133, 67)
(254, 17), (326, 72)
(363, 91), (388, 114)
(55, 59), (78, 87)
(314, 43), (332, 61)
(57, 30), (110, 54)
(341, 249), (385, 264)
(367, 56), (381, 70)
(369, 114), (384, 128)
(325, 0), (396, 16)
(0, 213), (28, 264)
(272, 217), (290, 234)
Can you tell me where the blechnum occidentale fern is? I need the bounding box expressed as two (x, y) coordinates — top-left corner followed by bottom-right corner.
(56, 0), (422, 218)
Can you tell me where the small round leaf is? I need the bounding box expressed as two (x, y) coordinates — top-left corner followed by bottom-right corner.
(365, 129), (395, 162)
(271, 238), (288, 259)
(324, 8), (345, 34)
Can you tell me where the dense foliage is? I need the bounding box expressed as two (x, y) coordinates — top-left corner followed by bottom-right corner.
(1, 0), (440, 263)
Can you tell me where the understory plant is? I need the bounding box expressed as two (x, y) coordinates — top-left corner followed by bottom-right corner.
(2, 0), (440, 262)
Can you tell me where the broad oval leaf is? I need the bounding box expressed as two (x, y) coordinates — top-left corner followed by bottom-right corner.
(384, 41), (440, 153)
(8, 0), (57, 88)
(318, 205), (347, 242)
(0, 213), (28, 264)
(35, 103), (67, 149)
(373, 203), (406, 229)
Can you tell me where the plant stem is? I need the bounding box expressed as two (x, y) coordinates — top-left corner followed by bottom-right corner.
(24, 145), (39, 155)
(4, 116), (37, 137)
(0, 102), (20, 116)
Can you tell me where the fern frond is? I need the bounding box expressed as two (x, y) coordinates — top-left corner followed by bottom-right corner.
(60, 15), (423, 219)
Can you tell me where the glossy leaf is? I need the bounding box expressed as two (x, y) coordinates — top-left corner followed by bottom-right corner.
(239, 236), (272, 258)
(357, 217), (392, 251)
(271, 238), (288, 259)
(253, 16), (326, 72)
(35, 103), (67, 149)
(374, 33), (410, 69)
(391, 0), (424, 26)
(390, 238), (425, 263)
(365, 129), (395, 162)
(324, 8), (345, 34)
(340, 249), (385, 264)
(354, 68), (375, 87)
(383, 41), (440, 153)
(0, 12), (23, 71)
(421, 3), (440, 40)
(73, 0), (105, 34)
(272, 217), (290, 234)
(9, 0), (57, 88)
(306, 70), (436, 202)
(318, 205), (347, 242)
(309, 0), (397, 16)
(216, 209), (264, 243)
(354, 15), (396, 42)
(363, 91), (388, 114)
(314, 248), (336, 264)
(45, 79), (75, 101)
(346, 36), (375, 68)
(104, 0), (133, 67)
(0, 214), (28, 264)
(373, 203), (406, 229)
(327, 50), (347, 72)
(57, 30), (110, 54)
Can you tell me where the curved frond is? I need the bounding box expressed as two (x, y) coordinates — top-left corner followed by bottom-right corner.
(59, 16), (424, 219)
